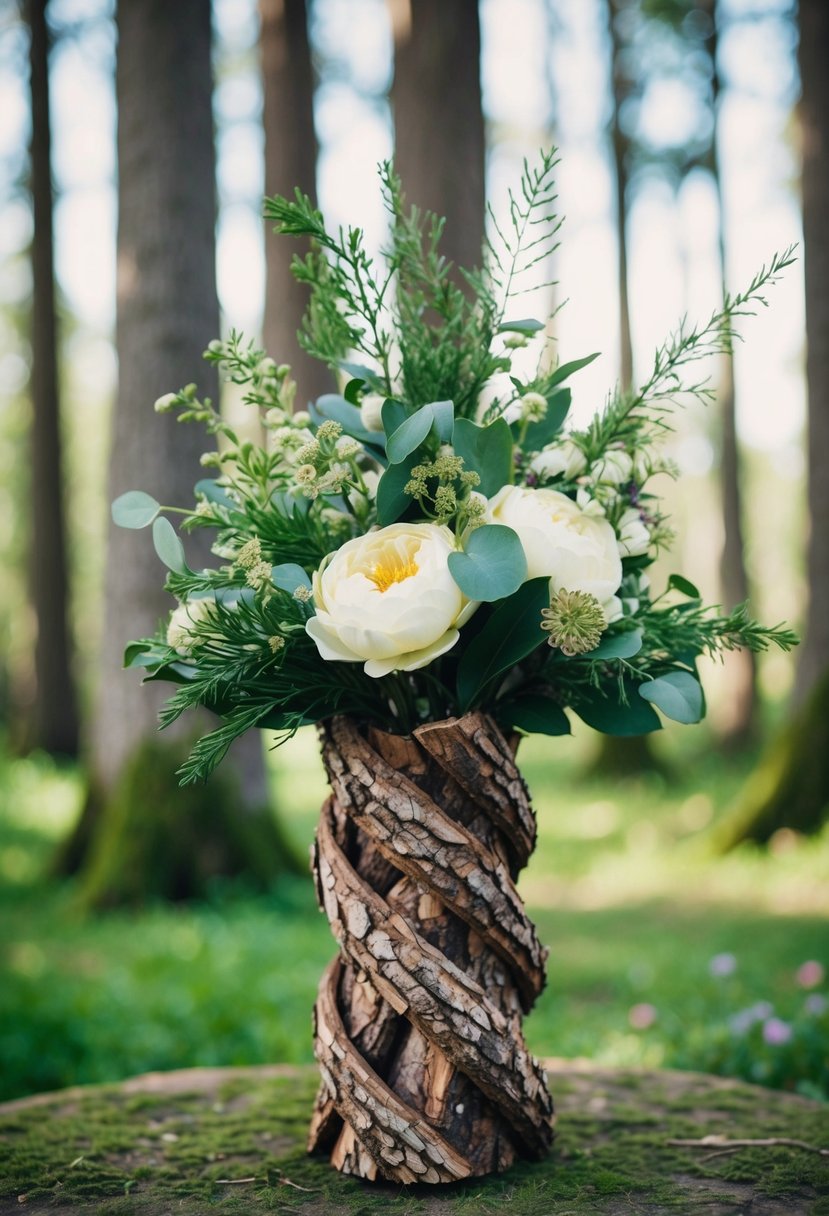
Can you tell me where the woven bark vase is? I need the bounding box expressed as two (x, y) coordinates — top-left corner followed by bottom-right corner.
(307, 711), (554, 1183)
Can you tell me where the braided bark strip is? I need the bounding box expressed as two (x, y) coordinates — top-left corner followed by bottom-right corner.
(315, 800), (552, 1153)
(321, 715), (546, 1009)
(310, 713), (554, 1182)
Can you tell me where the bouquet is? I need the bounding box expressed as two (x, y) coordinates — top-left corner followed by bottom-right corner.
(115, 151), (796, 1183)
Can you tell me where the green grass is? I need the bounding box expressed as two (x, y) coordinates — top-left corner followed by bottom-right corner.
(0, 721), (827, 1104)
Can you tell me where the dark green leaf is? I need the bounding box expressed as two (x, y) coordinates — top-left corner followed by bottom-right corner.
(521, 388), (572, 448)
(547, 352), (600, 389)
(498, 694), (571, 736)
(337, 360), (383, 388)
(573, 686), (662, 736)
(584, 628), (643, 661)
(381, 398), (408, 439)
(668, 573), (701, 599)
(343, 378), (366, 406)
(457, 577), (549, 711)
(112, 490), (160, 529)
(152, 516), (188, 574)
(448, 525), (527, 602)
(452, 417), (513, 496)
(376, 454), (419, 525)
(386, 404), (435, 463)
(638, 671), (704, 724)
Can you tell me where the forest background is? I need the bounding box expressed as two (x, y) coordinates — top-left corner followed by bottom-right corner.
(0, 0), (827, 1109)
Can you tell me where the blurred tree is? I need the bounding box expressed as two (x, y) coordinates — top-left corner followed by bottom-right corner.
(260, 0), (330, 405)
(25, 0), (79, 758)
(57, 0), (300, 901)
(717, 0), (829, 846)
(389, 0), (485, 273)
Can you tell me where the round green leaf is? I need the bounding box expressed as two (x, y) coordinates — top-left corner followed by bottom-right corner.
(448, 525), (527, 602)
(152, 516), (188, 574)
(452, 417), (513, 496)
(386, 405), (435, 464)
(499, 694), (571, 737)
(573, 688), (662, 736)
(112, 490), (160, 529)
(272, 563), (312, 594)
(638, 671), (704, 724)
(584, 628), (643, 661)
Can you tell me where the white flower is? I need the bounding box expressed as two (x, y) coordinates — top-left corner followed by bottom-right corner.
(617, 507), (651, 557)
(576, 486), (609, 517)
(530, 439), (587, 482)
(592, 449), (633, 486)
(486, 485), (623, 616)
(306, 522), (477, 677)
(359, 393), (385, 433)
(335, 435), (361, 458)
(167, 598), (217, 655)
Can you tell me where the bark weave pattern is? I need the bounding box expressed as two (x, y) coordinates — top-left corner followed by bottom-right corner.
(308, 713), (554, 1183)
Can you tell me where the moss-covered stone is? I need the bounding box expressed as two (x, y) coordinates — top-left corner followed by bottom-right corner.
(1, 1064), (826, 1214)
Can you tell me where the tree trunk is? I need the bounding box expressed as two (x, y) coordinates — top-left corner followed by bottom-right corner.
(58, 0), (295, 896)
(389, 0), (485, 274)
(259, 0), (330, 406)
(707, 0), (757, 746)
(794, 0), (829, 706)
(26, 0), (80, 758)
(308, 713), (552, 1183)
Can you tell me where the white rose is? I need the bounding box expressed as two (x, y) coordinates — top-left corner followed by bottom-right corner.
(359, 393), (385, 433)
(530, 439), (587, 482)
(486, 485), (623, 614)
(306, 522), (477, 677)
(592, 449), (633, 486)
(616, 507), (650, 557)
(167, 598), (218, 655)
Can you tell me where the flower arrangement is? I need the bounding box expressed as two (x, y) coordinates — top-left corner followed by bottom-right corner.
(116, 151), (795, 778)
(115, 151), (798, 1183)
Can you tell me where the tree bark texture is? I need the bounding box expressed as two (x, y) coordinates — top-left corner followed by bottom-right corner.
(27, 0), (80, 757)
(390, 0), (485, 275)
(307, 713), (553, 1183)
(259, 0), (330, 406)
(794, 0), (829, 705)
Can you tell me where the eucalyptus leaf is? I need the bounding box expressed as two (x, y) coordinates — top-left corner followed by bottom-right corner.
(638, 671), (704, 724)
(310, 394), (378, 444)
(337, 360), (383, 389)
(573, 686), (662, 736)
(584, 628), (643, 661)
(376, 454), (420, 525)
(448, 524), (527, 602)
(386, 405), (435, 463)
(452, 417), (513, 496)
(521, 388), (572, 448)
(431, 400), (454, 443)
(152, 516), (188, 574)
(498, 318), (545, 335)
(498, 694), (571, 736)
(381, 398), (408, 439)
(272, 562), (312, 594)
(194, 479), (234, 510)
(457, 577), (549, 711)
(112, 490), (160, 529)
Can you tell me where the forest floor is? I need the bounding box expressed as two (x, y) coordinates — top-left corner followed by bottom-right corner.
(2, 1062), (828, 1215)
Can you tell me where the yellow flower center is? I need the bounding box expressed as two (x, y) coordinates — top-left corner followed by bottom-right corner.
(367, 554), (420, 592)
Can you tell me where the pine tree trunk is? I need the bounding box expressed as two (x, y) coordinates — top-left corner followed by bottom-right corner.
(307, 713), (553, 1183)
(390, 0), (485, 274)
(26, 0), (80, 758)
(259, 0), (330, 406)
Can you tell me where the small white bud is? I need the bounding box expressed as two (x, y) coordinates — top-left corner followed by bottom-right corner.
(154, 392), (177, 413)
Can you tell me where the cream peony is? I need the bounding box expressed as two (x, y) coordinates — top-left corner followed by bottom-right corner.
(306, 523), (476, 678)
(167, 598), (218, 655)
(529, 439), (587, 482)
(616, 507), (650, 557)
(486, 485), (623, 619)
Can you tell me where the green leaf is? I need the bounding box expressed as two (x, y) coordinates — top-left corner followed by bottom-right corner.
(381, 398), (408, 439)
(112, 490), (160, 529)
(431, 400), (454, 443)
(522, 388), (572, 448)
(452, 417), (513, 496)
(337, 360), (383, 389)
(498, 318), (545, 335)
(547, 352), (600, 390)
(448, 525), (527, 602)
(386, 404), (435, 463)
(272, 562), (312, 594)
(584, 628), (643, 660)
(668, 573), (701, 599)
(457, 577), (549, 711)
(152, 516), (188, 574)
(343, 378), (366, 406)
(194, 479), (234, 510)
(310, 394), (378, 444)
(638, 671), (704, 724)
(573, 686), (662, 736)
(376, 454), (419, 525)
(498, 694), (571, 736)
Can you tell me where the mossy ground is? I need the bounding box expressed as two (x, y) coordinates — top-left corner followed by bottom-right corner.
(2, 1064), (827, 1216)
